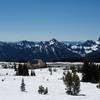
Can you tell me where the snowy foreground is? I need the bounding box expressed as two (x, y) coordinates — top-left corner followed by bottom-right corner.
(0, 68), (100, 100)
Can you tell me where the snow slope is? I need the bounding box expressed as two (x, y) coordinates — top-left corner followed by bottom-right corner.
(0, 68), (100, 100)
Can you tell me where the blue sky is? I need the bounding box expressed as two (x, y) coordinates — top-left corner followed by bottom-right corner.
(0, 0), (100, 41)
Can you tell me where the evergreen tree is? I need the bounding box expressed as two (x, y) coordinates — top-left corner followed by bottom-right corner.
(97, 68), (100, 89)
(63, 71), (80, 95)
(63, 71), (73, 95)
(48, 68), (52, 75)
(22, 64), (29, 76)
(82, 61), (90, 82)
(13, 62), (17, 71)
(72, 72), (80, 95)
(44, 87), (48, 95)
(20, 78), (26, 92)
(16, 64), (23, 75)
(77, 65), (81, 73)
(31, 70), (36, 76)
(16, 64), (29, 76)
(70, 66), (76, 73)
(82, 61), (100, 83)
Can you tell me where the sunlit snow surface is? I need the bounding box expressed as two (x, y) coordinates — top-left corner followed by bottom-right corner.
(0, 67), (100, 100)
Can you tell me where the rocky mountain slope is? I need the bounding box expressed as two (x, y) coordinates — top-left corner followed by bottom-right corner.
(0, 38), (100, 62)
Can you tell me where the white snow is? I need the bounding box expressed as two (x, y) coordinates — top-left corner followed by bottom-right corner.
(91, 45), (98, 51)
(49, 40), (55, 45)
(0, 67), (100, 100)
(96, 41), (100, 45)
(71, 45), (78, 49)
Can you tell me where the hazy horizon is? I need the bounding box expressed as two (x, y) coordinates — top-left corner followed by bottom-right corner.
(0, 37), (99, 42)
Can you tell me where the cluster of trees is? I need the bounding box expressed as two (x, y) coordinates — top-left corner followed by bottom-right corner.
(82, 61), (100, 83)
(16, 64), (36, 76)
(62, 60), (100, 96)
(16, 64), (29, 76)
(20, 78), (48, 94)
(31, 70), (36, 76)
(17, 61), (100, 95)
(63, 71), (80, 95)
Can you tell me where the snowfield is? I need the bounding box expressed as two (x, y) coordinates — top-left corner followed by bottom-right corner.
(0, 67), (100, 100)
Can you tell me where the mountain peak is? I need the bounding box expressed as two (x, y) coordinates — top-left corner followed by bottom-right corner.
(50, 38), (58, 42)
(49, 38), (59, 45)
(97, 37), (100, 42)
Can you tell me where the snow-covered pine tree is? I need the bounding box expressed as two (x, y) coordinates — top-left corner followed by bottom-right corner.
(63, 71), (73, 95)
(63, 71), (80, 95)
(20, 78), (26, 92)
(48, 67), (52, 75)
(70, 66), (76, 73)
(72, 72), (80, 95)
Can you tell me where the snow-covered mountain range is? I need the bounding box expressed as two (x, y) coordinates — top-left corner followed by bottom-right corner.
(65, 38), (100, 56)
(0, 38), (100, 62)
